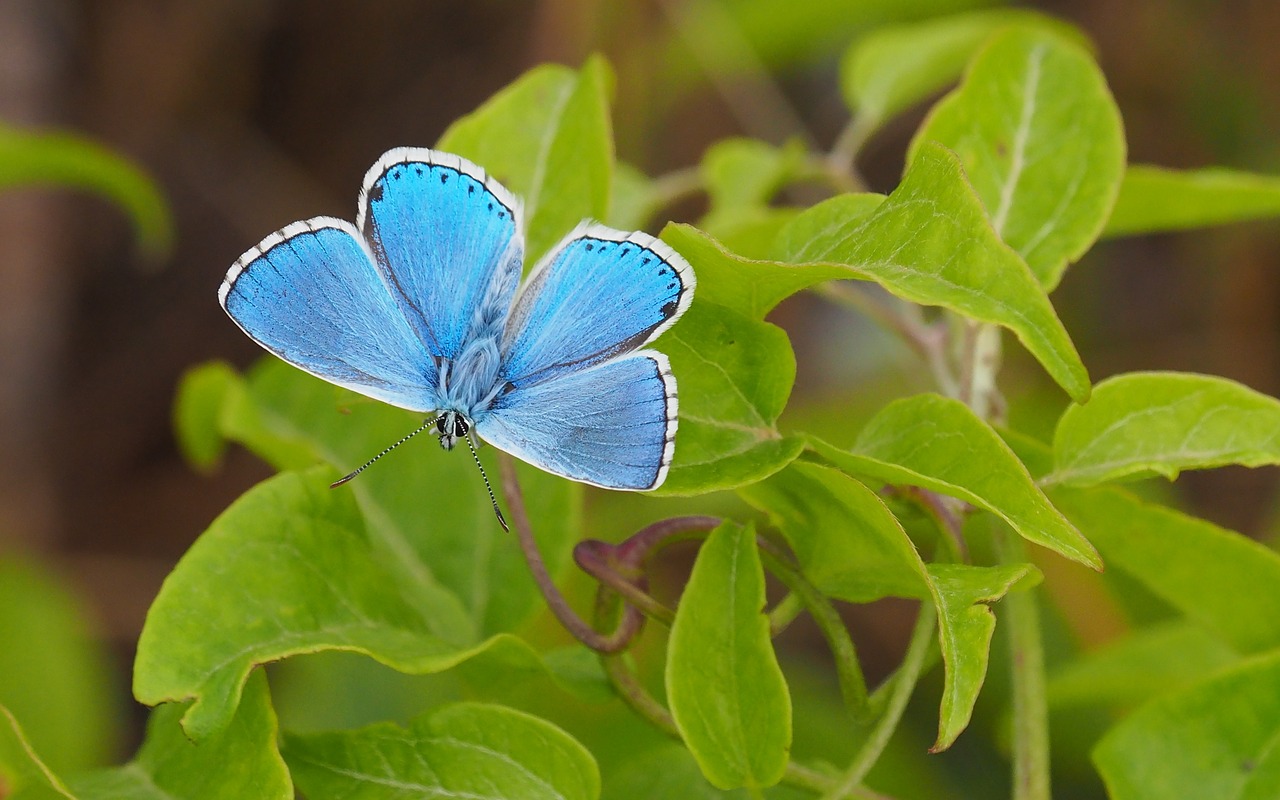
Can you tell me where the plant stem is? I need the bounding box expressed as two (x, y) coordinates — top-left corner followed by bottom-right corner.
(821, 603), (936, 800)
(769, 592), (804, 636)
(575, 540), (677, 626)
(756, 538), (869, 719)
(991, 527), (1052, 800)
(642, 166), (704, 225)
(593, 585), (681, 737)
(498, 453), (641, 653)
(959, 321), (1004, 422)
(815, 283), (959, 396)
(827, 114), (874, 191)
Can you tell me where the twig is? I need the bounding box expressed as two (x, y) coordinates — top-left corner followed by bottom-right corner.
(497, 453), (640, 653)
(575, 540), (677, 626)
(756, 537), (869, 720)
(822, 603), (937, 800)
(769, 592), (804, 637)
(992, 528), (1051, 800)
(593, 586), (680, 736)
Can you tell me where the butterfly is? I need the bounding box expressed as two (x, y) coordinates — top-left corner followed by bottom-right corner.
(219, 147), (695, 526)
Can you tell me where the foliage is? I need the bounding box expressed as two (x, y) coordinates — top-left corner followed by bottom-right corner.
(6, 8), (1280, 800)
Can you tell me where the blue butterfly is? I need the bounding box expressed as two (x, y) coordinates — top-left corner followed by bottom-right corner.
(219, 148), (695, 521)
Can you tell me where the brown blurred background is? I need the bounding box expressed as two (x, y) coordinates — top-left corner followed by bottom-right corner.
(1, 0), (1278, 759)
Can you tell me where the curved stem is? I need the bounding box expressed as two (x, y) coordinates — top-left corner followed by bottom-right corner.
(615, 515), (722, 566)
(593, 585), (680, 737)
(575, 540), (677, 626)
(769, 592), (804, 637)
(822, 603), (937, 800)
(827, 114), (875, 191)
(497, 453), (640, 653)
(756, 537), (868, 720)
(642, 166), (704, 224)
(815, 284), (959, 398)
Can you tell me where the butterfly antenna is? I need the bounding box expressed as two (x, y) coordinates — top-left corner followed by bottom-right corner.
(465, 432), (508, 531)
(330, 416), (437, 488)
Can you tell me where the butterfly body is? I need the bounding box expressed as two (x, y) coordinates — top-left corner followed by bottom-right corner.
(221, 148), (694, 490)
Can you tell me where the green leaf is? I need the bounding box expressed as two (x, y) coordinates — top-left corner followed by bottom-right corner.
(173, 361), (239, 472)
(438, 57), (614, 264)
(778, 142), (1091, 401)
(739, 461), (930, 602)
(809, 393), (1100, 568)
(226, 357), (581, 638)
(0, 705), (75, 800)
(133, 466), (543, 740)
(1093, 650), (1280, 800)
(1047, 622), (1237, 711)
(1053, 485), (1280, 654)
(283, 702), (599, 800)
(657, 300), (804, 494)
(1105, 165), (1280, 237)
(1050, 371), (1280, 486)
(771, 192), (888, 266)
(666, 522), (791, 790)
(740, 462), (1039, 751)
(927, 559), (1040, 751)
(0, 124), (172, 257)
(0, 557), (117, 776)
(604, 743), (754, 800)
(911, 27), (1125, 289)
(841, 9), (1084, 133)
(658, 0), (997, 78)
(662, 223), (852, 320)
(70, 672), (290, 800)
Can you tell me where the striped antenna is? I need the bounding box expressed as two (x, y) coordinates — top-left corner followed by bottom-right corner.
(330, 416), (438, 488)
(465, 432), (508, 532)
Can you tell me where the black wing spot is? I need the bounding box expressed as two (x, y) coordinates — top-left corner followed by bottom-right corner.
(392, 169), (402, 180)
(415, 167), (423, 176)
(368, 183), (385, 202)
(585, 242), (594, 252)
(666, 282), (677, 290)
(440, 171), (449, 184)
(498, 211), (506, 219)
(468, 184), (475, 195)
(661, 299), (678, 317)
(621, 247), (630, 256)
(487, 202), (493, 211)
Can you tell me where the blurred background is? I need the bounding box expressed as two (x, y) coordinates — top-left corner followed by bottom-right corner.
(1, 0), (1278, 791)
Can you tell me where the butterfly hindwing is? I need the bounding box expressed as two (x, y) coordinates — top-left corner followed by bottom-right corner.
(358, 148), (523, 361)
(500, 223), (694, 388)
(478, 351), (677, 490)
(220, 217), (439, 411)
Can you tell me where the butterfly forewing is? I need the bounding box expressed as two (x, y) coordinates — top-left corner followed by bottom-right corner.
(358, 148), (523, 361)
(220, 218), (440, 412)
(500, 223), (695, 389)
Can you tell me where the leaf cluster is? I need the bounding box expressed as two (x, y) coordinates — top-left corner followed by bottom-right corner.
(7, 11), (1280, 800)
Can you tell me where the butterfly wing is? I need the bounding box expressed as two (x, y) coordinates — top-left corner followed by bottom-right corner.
(220, 218), (439, 411)
(358, 148), (523, 360)
(478, 352), (677, 490)
(499, 223), (694, 388)
(480, 225), (694, 489)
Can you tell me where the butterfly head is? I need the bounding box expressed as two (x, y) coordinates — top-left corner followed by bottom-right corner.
(435, 411), (470, 451)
